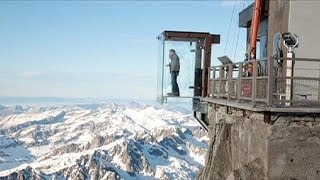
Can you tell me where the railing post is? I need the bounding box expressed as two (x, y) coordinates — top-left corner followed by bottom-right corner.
(267, 56), (274, 106)
(228, 64), (233, 101)
(252, 60), (257, 107)
(237, 63), (243, 102)
(285, 54), (294, 106)
(207, 67), (211, 97)
(212, 67), (215, 97)
(219, 67), (223, 98)
(318, 65), (320, 100)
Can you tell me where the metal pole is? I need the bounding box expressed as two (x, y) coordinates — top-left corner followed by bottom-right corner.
(161, 37), (165, 104)
(252, 60), (258, 106)
(267, 56), (274, 106)
(285, 48), (294, 106)
(219, 67), (224, 99)
(318, 65), (320, 100)
(237, 63), (243, 102)
(212, 67), (216, 97)
(228, 64), (233, 101)
(249, 0), (263, 59)
(202, 36), (213, 97)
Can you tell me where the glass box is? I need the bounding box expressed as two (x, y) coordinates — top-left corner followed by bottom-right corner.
(157, 31), (220, 105)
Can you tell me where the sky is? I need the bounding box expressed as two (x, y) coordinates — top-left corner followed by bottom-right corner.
(0, 0), (253, 100)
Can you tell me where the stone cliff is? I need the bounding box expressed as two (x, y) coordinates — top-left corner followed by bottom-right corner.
(198, 105), (320, 180)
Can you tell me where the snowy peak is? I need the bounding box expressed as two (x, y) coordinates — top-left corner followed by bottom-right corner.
(0, 103), (208, 179)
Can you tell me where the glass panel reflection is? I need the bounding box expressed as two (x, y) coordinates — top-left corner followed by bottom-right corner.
(157, 35), (165, 103)
(163, 41), (196, 98)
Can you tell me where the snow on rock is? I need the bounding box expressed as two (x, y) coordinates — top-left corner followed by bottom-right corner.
(0, 135), (34, 171)
(0, 103), (208, 179)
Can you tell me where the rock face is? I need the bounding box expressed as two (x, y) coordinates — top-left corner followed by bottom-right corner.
(268, 116), (320, 179)
(197, 106), (320, 180)
(0, 103), (208, 179)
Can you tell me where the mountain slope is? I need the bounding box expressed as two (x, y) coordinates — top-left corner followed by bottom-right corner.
(0, 103), (208, 179)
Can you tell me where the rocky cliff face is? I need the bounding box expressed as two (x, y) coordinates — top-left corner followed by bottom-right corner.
(197, 106), (320, 180)
(0, 103), (208, 179)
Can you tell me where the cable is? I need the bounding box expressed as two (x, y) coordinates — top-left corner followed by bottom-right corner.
(224, 0), (237, 54)
(233, 0), (246, 61)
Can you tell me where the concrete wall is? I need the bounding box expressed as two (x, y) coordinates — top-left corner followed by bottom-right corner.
(289, 1), (320, 59)
(197, 105), (320, 180)
(267, 0), (320, 99)
(267, 0), (290, 58)
(289, 1), (320, 78)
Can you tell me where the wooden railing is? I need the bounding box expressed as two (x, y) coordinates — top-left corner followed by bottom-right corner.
(208, 57), (320, 108)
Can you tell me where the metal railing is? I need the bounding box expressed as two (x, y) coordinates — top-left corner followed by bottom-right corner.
(208, 57), (320, 108)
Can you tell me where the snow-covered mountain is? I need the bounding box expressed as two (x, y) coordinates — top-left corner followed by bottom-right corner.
(0, 102), (208, 180)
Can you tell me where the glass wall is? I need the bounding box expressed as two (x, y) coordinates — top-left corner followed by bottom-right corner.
(157, 35), (165, 103)
(157, 35), (197, 103)
(164, 41), (196, 97)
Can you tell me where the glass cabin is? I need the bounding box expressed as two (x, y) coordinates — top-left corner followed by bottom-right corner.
(157, 31), (220, 105)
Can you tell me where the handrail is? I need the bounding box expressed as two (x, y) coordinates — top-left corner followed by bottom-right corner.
(279, 57), (320, 62)
(208, 57), (320, 108)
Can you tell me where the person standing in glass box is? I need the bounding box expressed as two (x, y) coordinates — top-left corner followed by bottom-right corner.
(167, 49), (180, 97)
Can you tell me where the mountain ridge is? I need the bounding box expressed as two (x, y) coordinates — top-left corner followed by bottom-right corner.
(0, 103), (207, 179)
